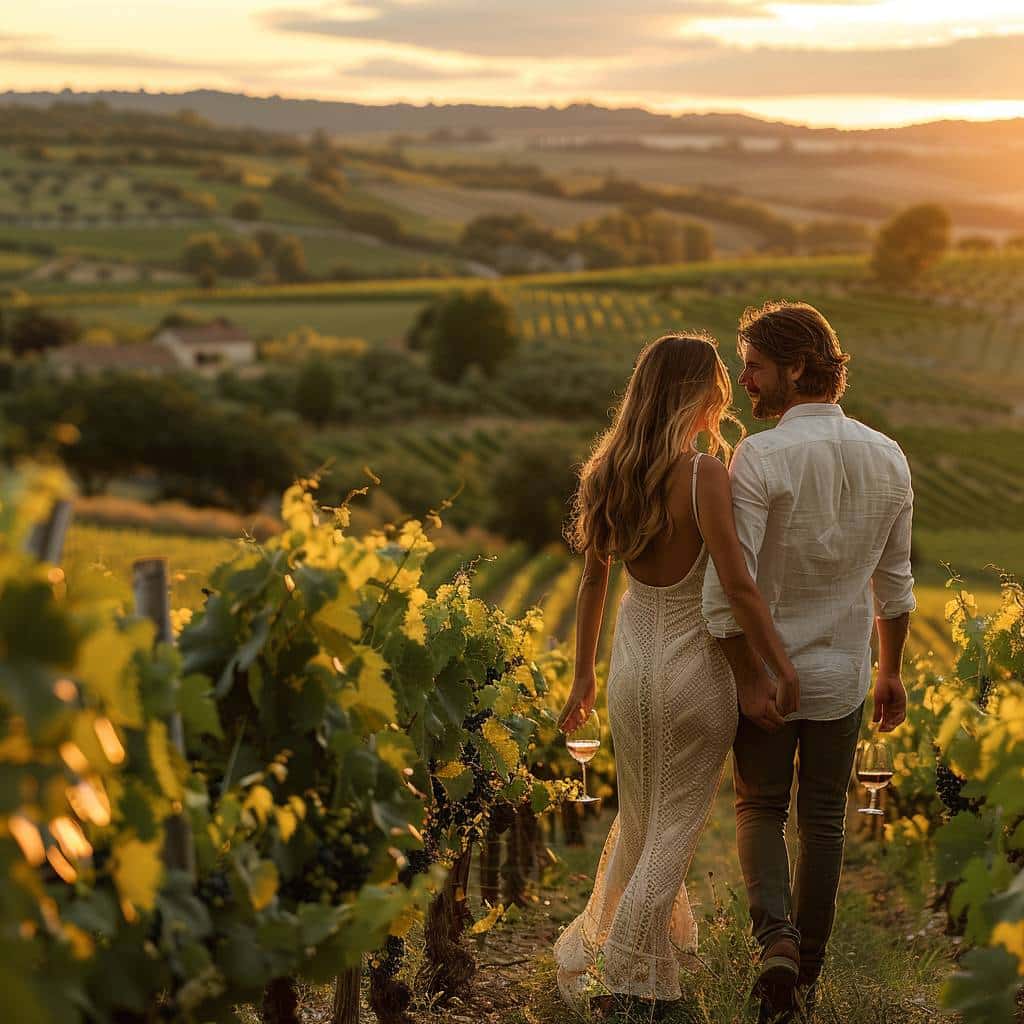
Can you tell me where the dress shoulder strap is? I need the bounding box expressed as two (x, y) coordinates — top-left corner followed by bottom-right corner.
(691, 452), (703, 538)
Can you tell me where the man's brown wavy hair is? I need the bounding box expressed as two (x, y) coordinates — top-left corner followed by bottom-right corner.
(738, 300), (850, 402)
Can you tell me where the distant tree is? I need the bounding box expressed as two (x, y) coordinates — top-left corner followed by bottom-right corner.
(254, 228), (280, 258)
(422, 289), (519, 383)
(231, 195), (263, 221)
(186, 191), (218, 216)
(7, 307), (80, 356)
(405, 302), (437, 352)
(683, 222), (714, 262)
(58, 201), (77, 223)
(182, 232), (226, 276)
(462, 213), (553, 251)
(871, 203), (951, 286)
(18, 144), (51, 162)
(293, 358), (336, 426)
(110, 198), (127, 220)
(486, 432), (582, 549)
(274, 235), (308, 283)
(221, 238), (264, 278)
(156, 310), (208, 331)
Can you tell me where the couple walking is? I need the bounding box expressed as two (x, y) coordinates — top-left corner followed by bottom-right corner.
(553, 300), (915, 1022)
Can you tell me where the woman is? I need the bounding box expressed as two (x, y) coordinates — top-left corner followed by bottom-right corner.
(553, 332), (799, 1017)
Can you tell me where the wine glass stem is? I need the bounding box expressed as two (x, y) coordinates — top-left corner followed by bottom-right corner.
(581, 762), (588, 798)
(870, 789), (879, 813)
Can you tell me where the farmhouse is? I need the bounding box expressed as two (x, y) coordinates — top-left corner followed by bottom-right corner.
(46, 323), (258, 378)
(151, 323), (256, 374)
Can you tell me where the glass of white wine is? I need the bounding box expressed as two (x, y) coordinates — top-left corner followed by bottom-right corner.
(566, 709), (601, 805)
(856, 736), (894, 816)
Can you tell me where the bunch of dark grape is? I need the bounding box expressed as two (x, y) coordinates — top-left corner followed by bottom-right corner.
(197, 870), (232, 909)
(935, 753), (973, 816)
(397, 847), (432, 886)
(372, 935), (406, 980)
(281, 807), (372, 902)
(463, 708), (494, 732)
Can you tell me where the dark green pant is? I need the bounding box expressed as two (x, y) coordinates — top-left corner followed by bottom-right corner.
(732, 702), (863, 982)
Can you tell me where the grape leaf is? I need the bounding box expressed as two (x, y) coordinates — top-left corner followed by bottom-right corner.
(935, 811), (991, 885)
(112, 837), (163, 911)
(944, 946), (1021, 1023)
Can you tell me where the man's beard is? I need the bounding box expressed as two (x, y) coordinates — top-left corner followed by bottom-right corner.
(749, 379), (794, 420)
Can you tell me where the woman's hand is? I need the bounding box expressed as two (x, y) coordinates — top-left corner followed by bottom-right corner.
(775, 666), (801, 718)
(557, 674), (597, 734)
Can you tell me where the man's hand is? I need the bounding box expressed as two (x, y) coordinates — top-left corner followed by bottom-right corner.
(557, 675), (597, 734)
(872, 671), (907, 732)
(775, 669), (800, 718)
(738, 675), (787, 733)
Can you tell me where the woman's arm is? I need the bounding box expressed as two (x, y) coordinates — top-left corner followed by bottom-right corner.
(557, 546), (610, 734)
(696, 456), (800, 715)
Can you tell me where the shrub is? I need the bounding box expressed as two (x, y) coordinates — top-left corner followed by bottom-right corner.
(872, 203), (951, 286)
(422, 290), (520, 383)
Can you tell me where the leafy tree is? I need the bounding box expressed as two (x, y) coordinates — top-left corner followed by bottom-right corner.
(872, 203), (951, 286)
(274, 235), (308, 283)
(186, 190), (219, 215)
(182, 232), (226, 275)
(293, 357), (336, 426)
(683, 222), (714, 262)
(6, 307), (79, 356)
(232, 194), (263, 220)
(221, 237), (264, 278)
(486, 432), (583, 549)
(423, 289), (519, 383)
(254, 228), (280, 257)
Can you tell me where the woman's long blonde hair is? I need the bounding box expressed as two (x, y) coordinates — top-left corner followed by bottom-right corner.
(565, 332), (743, 562)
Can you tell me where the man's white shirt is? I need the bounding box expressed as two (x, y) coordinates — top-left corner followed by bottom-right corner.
(702, 402), (916, 721)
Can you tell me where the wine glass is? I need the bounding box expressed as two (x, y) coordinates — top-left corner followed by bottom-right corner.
(566, 709), (601, 805)
(856, 736), (894, 816)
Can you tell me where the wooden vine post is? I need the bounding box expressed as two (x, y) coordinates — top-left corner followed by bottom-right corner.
(132, 557), (196, 878)
(26, 499), (74, 563)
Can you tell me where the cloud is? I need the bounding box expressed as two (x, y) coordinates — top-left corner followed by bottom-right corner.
(261, 0), (772, 59)
(0, 42), (301, 74)
(339, 57), (517, 80)
(591, 34), (1024, 99)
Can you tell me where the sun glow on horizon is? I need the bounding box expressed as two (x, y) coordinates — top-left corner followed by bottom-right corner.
(2, 0), (1023, 131)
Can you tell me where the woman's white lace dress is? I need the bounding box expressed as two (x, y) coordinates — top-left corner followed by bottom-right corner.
(553, 454), (738, 1005)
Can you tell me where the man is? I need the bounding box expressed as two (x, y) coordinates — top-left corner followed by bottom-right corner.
(702, 300), (915, 1023)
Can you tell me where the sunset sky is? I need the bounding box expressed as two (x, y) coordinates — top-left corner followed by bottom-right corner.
(3, 0), (1023, 128)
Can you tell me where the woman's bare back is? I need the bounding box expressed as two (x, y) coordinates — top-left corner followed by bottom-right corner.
(624, 453), (704, 588)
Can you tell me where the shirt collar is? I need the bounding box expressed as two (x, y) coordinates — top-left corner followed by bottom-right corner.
(778, 402), (844, 426)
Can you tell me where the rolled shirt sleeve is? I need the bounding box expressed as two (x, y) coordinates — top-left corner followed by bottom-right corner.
(871, 480), (916, 619)
(702, 440), (771, 638)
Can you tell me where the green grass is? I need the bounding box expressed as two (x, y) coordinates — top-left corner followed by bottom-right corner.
(295, 231), (460, 277)
(0, 225), (205, 265)
(62, 523), (242, 609)
(68, 295), (425, 342)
